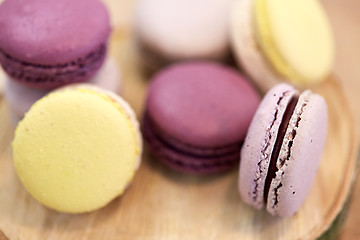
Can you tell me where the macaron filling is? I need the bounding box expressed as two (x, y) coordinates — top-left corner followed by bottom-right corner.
(143, 113), (241, 172)
(0, 44), (106, 89)
(264, 95), (299, 204)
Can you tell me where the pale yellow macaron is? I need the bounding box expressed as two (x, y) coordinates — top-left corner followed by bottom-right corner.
(231, 0), (334, 92)
(12, 84), (142, 213)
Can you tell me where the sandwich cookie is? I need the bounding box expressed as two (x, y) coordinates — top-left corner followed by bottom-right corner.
(12, 84), (142, 213)
(143, 62), (260, 174)
(0, 0), (111, 89)
(231, 0), (334, 92)
(239, 83), (328, 217)
(134, 0), (234, 72)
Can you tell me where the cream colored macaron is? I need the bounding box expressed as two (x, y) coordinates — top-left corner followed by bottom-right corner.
(12, 84), (142, 213)
(231, 0), (334, 92)
(134, 0), (234, 71)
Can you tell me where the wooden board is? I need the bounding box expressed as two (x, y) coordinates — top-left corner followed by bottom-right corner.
(0, 29), (358, 239)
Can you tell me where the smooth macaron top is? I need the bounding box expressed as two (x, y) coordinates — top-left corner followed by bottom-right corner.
(146, 62), (260, 147)
(0, 0), (111, 65)
(254, 0), (334, 84)
(12, 85), (141, 213)
(135, 0), (232, 60)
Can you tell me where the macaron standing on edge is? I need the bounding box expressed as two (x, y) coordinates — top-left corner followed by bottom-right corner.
(0, 0), (111, 89)
(134, 0), (234, 72)
(143, 62), (260, 174)
(231, 0), (334, 92)
(239, 83), (328, 217)
(12, 84), (142, 213)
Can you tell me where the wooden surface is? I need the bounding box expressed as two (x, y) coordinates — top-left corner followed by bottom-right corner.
(0, 43), (357, 240)
(0, 0), (359, 239)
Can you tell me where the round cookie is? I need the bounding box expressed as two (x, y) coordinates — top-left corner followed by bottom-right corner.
(12, 84), (142, 213)
(0, 0), (111, 89)
(5, 58), (121, 123)
(143, 62), (260, 174)
(231, 0), (334, 92)
(239, 83), (328, 217)
(134, 0), (233, 71)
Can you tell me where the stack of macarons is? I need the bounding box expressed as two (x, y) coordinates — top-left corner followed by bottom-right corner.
(0, 0), (121, 122)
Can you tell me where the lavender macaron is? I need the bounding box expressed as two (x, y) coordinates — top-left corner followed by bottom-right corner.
(0, 0), (111, 89)
(143, 62), (260, 174)
(239, 83), (328, 217)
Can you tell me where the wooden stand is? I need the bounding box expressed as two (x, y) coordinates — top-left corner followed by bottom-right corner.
(0, 28), (358, 240)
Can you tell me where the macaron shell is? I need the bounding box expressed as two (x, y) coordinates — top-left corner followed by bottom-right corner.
(143, 113), (239, 174)
(267, 90), (328, 217)
(147, 62), (260, 147)
(0, 0), (110, 64)
(231, 0), (282, 93)
(255, 0), (334, 84)
(72, 84), (143, 171)
(135, 0), (232, 61)
(239, 83), (298, 209)
(5, 57), (121, 123)
(12, 85), (141, 213)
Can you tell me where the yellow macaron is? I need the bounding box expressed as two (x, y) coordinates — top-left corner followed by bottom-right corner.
(12, 84), (142, 213)
(231, 0), (334, 91)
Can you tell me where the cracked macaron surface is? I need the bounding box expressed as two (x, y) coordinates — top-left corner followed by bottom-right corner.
(0, 0), (111, 89)
(143, 62), (260, 174)
(239, 83), (328, 217)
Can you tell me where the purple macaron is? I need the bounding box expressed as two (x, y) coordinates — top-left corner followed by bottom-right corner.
(0, 0), (111, 89)
(239, 83), (328, 217)
(143, 62), (260, 174)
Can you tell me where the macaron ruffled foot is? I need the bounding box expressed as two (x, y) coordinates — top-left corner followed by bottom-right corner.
(239, 83), (328, 217)
(0, 0), (111, 89)
(143, 62), (260, 174)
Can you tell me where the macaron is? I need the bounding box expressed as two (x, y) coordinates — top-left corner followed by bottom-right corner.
(143, 62), (260, 174)
(231, 0), (334, 92)
(12, 84), (142, 213)
(0, 0), (111, 89)
(134, 0), (234, 71)
(239, 83), (328, 217)
(5, 57), (121, 123)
